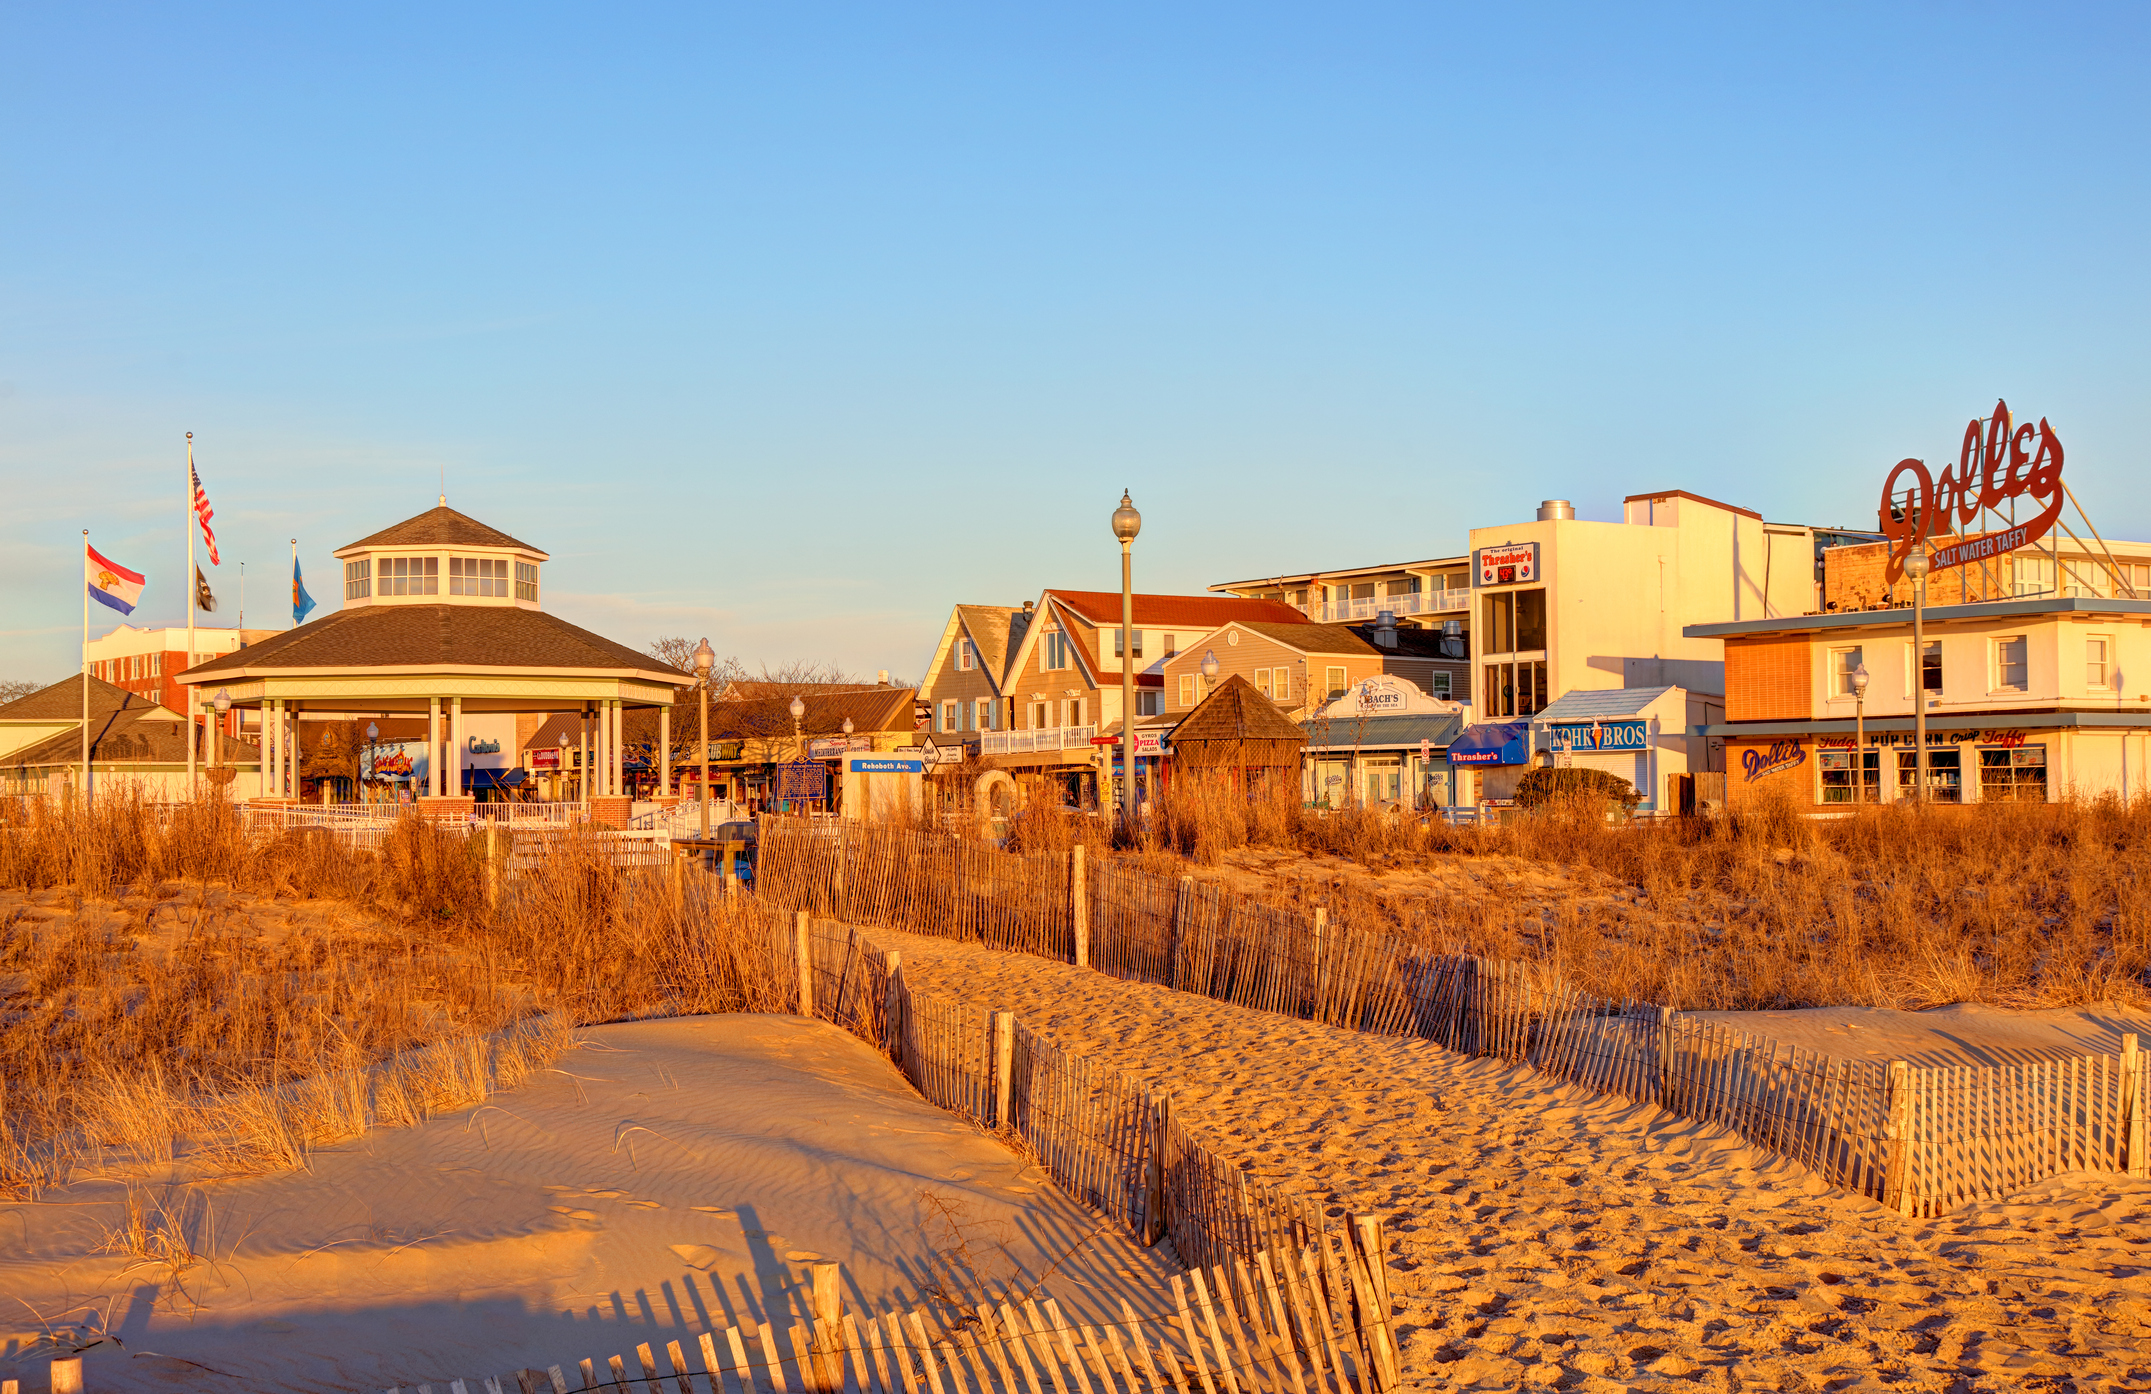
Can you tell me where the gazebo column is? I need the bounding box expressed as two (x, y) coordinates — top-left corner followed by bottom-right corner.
(611, 700), (624, 797)
(287, 701), (301, 799)
(578, 708), (591, 804)
(659, 703), (671, 799)
(449, 696), (464, 800)
(428, 697), (442, 798)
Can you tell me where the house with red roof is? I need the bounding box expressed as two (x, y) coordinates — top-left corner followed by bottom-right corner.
(917, 588), (1309, 807)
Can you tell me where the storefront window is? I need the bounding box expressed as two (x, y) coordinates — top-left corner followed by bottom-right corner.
(1363, 756), (1403, 806)
(1897, 747), (1962, 803)
(1482, 589), (1546, 653)
(1818, 748), (1881, 803)
(1482, 660), (1548, 717)
(1979, 745), (2048, 801)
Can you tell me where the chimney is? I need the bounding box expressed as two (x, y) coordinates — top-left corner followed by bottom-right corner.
(1372, 610), (1398, 648)
(877, 669), (889, 685)
(1022, 600), (1034, 613)
(1537, 499), (1575, 521)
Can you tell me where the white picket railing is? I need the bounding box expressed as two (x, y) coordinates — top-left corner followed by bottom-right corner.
(978, 725), (1098, 756)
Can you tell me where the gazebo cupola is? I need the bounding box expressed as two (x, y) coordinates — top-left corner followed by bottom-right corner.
(332, 500), (549, 612)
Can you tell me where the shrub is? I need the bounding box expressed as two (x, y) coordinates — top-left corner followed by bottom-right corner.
(1515, 766), (1641, 810)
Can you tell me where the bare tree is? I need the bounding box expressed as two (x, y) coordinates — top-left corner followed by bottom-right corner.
(0, 679), (44, 704)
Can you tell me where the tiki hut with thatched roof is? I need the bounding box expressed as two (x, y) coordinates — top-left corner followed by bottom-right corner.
(1167, 673), (1306, 781)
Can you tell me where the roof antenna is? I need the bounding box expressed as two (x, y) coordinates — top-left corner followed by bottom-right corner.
(439, 462), (446, 507)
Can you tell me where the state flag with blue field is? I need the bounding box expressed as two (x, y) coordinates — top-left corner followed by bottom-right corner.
(86, 543), (144, 616)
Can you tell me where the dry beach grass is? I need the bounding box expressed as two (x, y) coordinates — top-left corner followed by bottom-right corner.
(0, 792), (789, 1196)
(1087, 778), (2151, 1013)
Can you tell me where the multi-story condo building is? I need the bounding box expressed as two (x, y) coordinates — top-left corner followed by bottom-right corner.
(1210, 556), (1474, 628)
(1465, 492), (1851, 721)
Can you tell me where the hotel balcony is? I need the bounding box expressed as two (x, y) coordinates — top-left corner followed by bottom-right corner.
(979, 725), (1098, 755)
(1310, 589), (1470, 623)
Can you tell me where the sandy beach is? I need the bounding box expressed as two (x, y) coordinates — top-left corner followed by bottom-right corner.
(0, 1014), (1178, 1393)
(881, 927), (2151, 1392)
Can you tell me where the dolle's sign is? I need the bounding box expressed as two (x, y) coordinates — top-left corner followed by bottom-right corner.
(1880, 399), (2063, 584)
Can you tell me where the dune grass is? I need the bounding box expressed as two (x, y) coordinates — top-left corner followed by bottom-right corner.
(1089, 775), (2151, 1013)
(0, 791), (788, 1196)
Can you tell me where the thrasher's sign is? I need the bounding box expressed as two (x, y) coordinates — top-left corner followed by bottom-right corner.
(1880, 399), (2063, 585)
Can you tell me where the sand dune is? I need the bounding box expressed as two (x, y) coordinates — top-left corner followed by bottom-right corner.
(880, 928), (2151, 1391)
(0, 1015), (1178, 1393)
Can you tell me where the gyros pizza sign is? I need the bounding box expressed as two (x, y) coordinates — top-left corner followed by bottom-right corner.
(1880, 399), (2063, 585)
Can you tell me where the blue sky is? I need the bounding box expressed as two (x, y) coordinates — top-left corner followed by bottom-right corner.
(5, 3), (2147, 683)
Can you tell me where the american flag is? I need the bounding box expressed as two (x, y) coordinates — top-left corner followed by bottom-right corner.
(190, 459), (220, 565)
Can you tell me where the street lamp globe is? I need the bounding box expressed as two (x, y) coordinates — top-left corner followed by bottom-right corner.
(1111, 490), (1141, 542)
(1201, 650), (1220, 679)
(1850, 663), (1871, 696)
(213, 688), (231, 716)
(366, 721), (379, 741)
(1902, 548), (1929, 582)
(842, 716), (854, 735)
(789, 696), (807, 722)
(692, 637), (715, 678)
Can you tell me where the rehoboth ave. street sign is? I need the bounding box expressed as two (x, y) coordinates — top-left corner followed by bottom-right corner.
(1879, 399), (2064, 585)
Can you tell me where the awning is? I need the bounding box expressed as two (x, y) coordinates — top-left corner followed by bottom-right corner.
(465, 767), (529, 789)
(1447, 721), (1531, 767)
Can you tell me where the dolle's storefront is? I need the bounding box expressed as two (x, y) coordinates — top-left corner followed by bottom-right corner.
(1722, 719), (2136, 807)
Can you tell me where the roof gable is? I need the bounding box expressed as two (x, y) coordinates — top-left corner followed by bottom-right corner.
(337, 505), (547, 557)
(1044, 590), (1309, 628)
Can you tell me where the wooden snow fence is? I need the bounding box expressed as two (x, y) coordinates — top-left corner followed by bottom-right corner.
(364, 1232), (1405, 1394)
(756, 819), (2151, 1216)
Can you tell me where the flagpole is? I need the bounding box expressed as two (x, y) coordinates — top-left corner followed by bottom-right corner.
(290, 538), (297, 629)
(81, 529), (90, 803)
(186, 433), (197, 792)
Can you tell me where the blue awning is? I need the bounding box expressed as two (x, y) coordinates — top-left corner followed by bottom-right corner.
(465, 767), (528, 789)
(1447, 721), (1531, 767)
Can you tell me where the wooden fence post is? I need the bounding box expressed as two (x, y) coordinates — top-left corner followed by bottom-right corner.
(992, 1011), (1015, 1130)
(796, 910), (815, 1019)
(49, 1358), (82, 1394)
(1656, 1005), (1675, 1111)
(1143, 1093), (1172, 1247)
(1311, 907), (1328, 1019)
(1071, 844), (1089, 969)
(1171, 875), (1193, 990)
(484, 824), (504, 911)
(1883, 1059), (1913, 1215)
(808, 1260), (844, 1393)
(2123, 1033), (2144, 1178)
(884, 953), (903, 1061)
(835, 819), (849, 921)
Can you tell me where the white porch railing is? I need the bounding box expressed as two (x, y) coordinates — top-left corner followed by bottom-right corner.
(1313, 589), (1470, 623)
(978, 725), (1099, 756)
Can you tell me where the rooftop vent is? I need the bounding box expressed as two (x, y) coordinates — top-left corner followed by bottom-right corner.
(1372, 610), (1399, 648)
(1537, 499), (1576, 521)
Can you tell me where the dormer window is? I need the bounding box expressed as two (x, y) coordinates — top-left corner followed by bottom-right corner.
(344, 558), (372, 599)
(515, 561), (539, 601)
(380, 556), (439, 596)
(450, 557), (509, 597)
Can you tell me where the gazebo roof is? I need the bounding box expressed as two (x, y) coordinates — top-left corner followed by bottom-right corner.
(337, 504), (546, 557)
(181, 604), (683, 682)
(1170, 674), (1308, 745)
